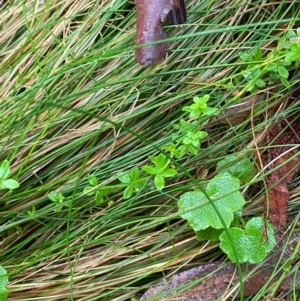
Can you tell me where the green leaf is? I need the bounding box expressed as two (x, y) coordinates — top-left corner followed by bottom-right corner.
(160, 168), (177, 177)
(48, 191), (58, 202)
(54, 205), (63, 212)
(183, 95), (212, 119)
(216, 154), (255, 183)
(150, 154), (168, 169)
(175, 145), (187, 158)
(95, 191), (104, 205)
(197, 131), (208, 140)
(253, 47), (263, 60)
(88, 175), (98, 186)
(27, 206), (36, 217)
(2, 179), (19, 190)
(220, 217), (276, 263)
(84, 186), (95, 196)
(283, 262), (292, 272)
(180, 119), (197, 131)
(281, 77), (291, 88)
(0, 160), (10, 180)
(199, 94), (210, 103)
(165, 143), (186, 159)
(202, 107), (220, 116)
(239, 52), (252, 62)
(277, 65), (289, 79)
(255, 78), (265, 88)
(0, 266), (8, 288)
(285, 52), (297, 64)
(123, 185), (134, 199)
(131, 167), (140, 181)
(100, 187), (110, 197)
(133, 178), (147, 192)
(142, 165), (157, 175)
(118, 172), (131, 184)
(186, 144), (199, 155)
(0, 289), (8, 301)
(178, 173), (245, 231)
(196, 228), (224, 241)
(48, 191), (65, 203)
(182, 131), (207, 150)
(154, 174), (165, 191)
(173, 123), (180, 130)
(266, 62), (278, 71)
(287, 29), (296, 39)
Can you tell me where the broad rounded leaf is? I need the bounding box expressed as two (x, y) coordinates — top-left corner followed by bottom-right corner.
(220, 217), (276, 263)
(216, 154), (255, 183)
(3, 179), (19, 190)
(178, 173), (245, 231)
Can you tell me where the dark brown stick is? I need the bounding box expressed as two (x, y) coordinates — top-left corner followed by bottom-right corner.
(135, 0), (186, 67)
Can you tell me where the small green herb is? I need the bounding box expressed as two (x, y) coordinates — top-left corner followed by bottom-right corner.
(164, 143), (186, 159)
(182, 95), (220, 119)
(27, 206), (36, 217)
(170, 120), (208, 156)
(84, 175), (110, 205)
(48, 191), (69, 212)
(117, 167), (147, 199)
(0, 160), (19, 190)
(142, 154), (177, 191)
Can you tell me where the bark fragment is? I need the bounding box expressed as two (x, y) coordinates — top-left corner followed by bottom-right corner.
(135, 0), (187, 67)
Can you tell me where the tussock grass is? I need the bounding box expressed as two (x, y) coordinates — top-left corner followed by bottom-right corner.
(0, 0), (299, 300)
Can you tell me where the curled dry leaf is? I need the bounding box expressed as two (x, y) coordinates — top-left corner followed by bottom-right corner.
(140, 232), (300, 300)
(135, 0), (186, 67)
